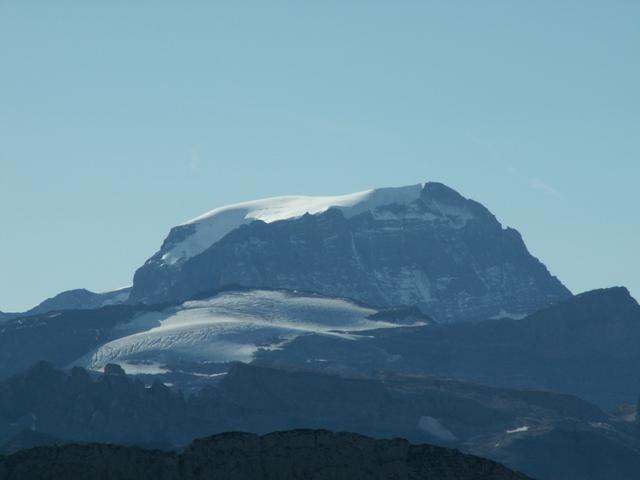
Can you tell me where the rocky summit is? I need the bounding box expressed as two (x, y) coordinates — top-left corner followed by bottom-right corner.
(131, 182), (570, 322)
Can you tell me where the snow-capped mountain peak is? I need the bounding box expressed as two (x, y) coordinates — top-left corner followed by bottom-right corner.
(162, 183), (424, 265)
(131, 181), (571, 321)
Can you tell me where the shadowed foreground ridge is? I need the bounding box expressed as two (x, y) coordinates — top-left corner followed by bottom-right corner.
(0, 429), (529, 480)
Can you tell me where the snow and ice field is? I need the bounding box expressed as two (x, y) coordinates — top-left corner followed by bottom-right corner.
(75, 289), (425, 374)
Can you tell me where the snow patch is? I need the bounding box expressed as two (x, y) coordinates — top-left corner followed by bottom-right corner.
(490, 309), (527, 320)
(114, 361), (170, 375)
(190, 372), (228, 379)
(418, 416), (457, 441)
(506, 426), (529, 434)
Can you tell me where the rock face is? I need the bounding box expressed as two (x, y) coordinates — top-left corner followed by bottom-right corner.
(0, 429), (530, 480)
(130, 183), (570, 322)
(0, 362), (190, 447)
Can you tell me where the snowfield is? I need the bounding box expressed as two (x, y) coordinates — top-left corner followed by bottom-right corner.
(76, 289), (425, 373)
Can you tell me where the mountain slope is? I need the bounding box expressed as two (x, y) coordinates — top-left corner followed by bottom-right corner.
(256, 287), (640, 408)
(26, 287), (131, 315)
(0, 304), (145, 379)
(1, 361), (638, 479)
(0, 287), (131, 322)
(131, 182), (570, 322)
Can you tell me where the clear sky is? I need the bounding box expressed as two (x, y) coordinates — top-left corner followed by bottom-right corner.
(1, 1), (638, 312)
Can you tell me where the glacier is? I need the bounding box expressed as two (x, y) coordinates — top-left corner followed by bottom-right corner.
(75, 289), (426, 373)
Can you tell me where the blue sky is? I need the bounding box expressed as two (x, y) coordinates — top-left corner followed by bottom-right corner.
(1, 1), (638, 311)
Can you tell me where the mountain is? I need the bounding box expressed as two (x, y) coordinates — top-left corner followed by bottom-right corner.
(2, 285), (637, 410)
(0, 287), (131, 322)
(1, 361), (638, 479)
(25, 287), (131, 316)
(0, 430), (530, 480)
(256, 287), (640, 408)
(130, 182), (570, 322)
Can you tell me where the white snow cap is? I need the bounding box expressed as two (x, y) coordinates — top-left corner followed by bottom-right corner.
(162, 183), (424, 265)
